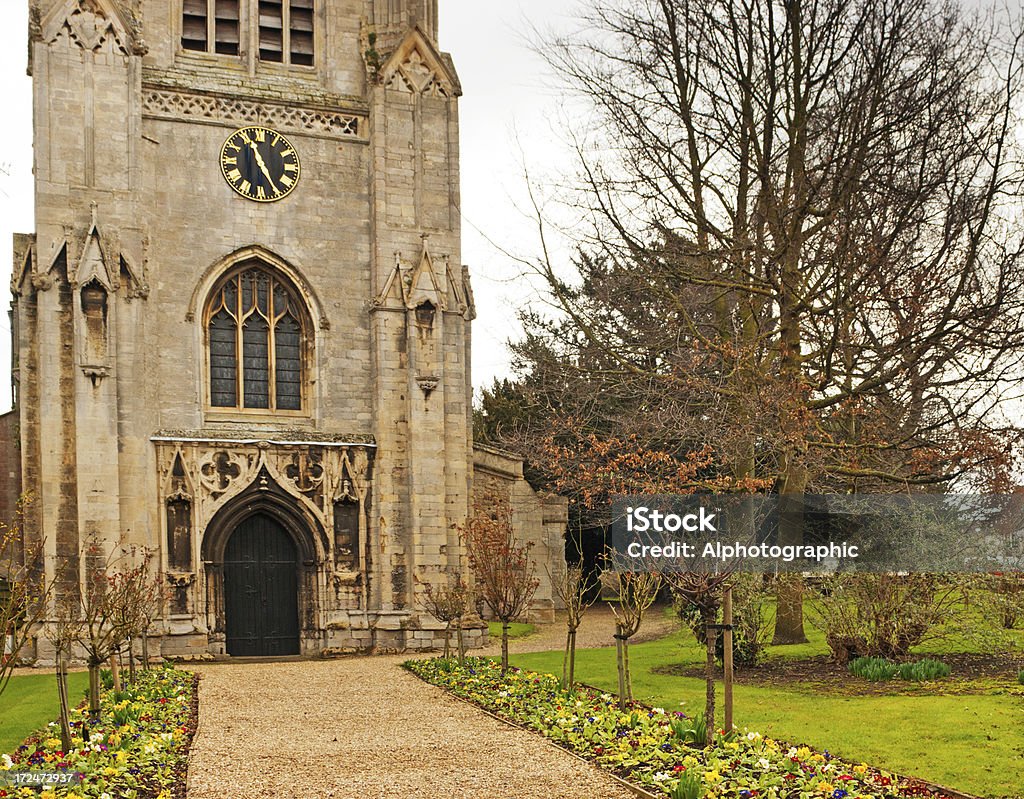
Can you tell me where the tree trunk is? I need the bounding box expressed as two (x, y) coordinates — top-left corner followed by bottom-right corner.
(704, 610), (717, 746)
(56, 652), (73, 751)
(87, 663), (102, 717)
(774, 460), (806, 643)
(567, 628), (577, 690)
(127, 636), (137, 683)
(772, 573), (808, 645)
(456, 619), (465, 665)
(109, 652), (122, 693)
(615, 625), (627, 710)
(723, 587), (734, 733)
(141, 633), (150, 671)
(501, 621), (510, 675)
(443, 623), (451, 658)
(562, 628), (572, 689)
(623, 637), (633, 702)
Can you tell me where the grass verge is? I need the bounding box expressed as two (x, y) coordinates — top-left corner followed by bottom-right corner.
(0, 672), (90, 755)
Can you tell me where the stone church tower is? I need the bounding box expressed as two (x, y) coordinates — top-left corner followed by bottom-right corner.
(11, 0), (565, 658)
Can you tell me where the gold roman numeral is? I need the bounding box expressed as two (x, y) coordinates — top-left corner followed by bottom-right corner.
(279, 174), (294, 188)
(226, 168), (242, 183)
(239, 179), (252, 194)
(222, 155), (237, 166)
(256, 185), (267, 200)
(253, 128), (266, 142)
(283, 162), (298, 173)
(280, 149), (294, 159)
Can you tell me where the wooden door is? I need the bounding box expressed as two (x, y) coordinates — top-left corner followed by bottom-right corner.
(224, 513), (300, 656)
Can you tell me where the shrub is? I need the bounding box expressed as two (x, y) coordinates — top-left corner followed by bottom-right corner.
(811, 574), (962, 662)
(1017, 669), (1023, 685)
(973, 572), (1024, 630)
(676, 575), (771, 668)
(849, 656), (899, 681)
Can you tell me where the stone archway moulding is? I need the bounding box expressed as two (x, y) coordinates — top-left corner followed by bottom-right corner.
(185, 244), (330, 331)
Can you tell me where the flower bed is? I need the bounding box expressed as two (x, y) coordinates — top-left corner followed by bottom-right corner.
(0, 665), (197, 799)
(406, 657), (960, 799)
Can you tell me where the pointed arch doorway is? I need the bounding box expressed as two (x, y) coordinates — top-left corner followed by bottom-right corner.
(223, 513), (300, 656)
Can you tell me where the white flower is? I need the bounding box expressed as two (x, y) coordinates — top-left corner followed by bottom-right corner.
(90, 732), (105, 743)
(100, 793), (113, 799)
(757, 757), (772, 770)
(652, 707), (665, 714)
(747, 731), (761, 741)
(787, 747), (798, 757)
(2, 753), (13, 769)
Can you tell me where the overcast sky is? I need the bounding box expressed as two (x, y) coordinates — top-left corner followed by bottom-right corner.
(0, 1), (584, 412)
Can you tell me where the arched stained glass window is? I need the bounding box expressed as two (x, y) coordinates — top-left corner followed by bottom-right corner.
(205, 262), (308, 412)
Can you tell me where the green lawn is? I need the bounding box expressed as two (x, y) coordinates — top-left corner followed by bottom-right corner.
(0, 671), (89, 754)
(488, 621), (536, 640)
(511, 610), (1024, 799)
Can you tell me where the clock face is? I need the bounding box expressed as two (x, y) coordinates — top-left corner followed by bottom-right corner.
(220, 126), (301, 202)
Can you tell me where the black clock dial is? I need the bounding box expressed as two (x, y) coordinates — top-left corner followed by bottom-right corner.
(220, 126), (301, 202)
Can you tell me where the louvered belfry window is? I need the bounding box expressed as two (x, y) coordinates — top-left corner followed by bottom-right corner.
(183, 0), (313, 64)
(206, 264), (306, 412)
(259, 0), (315, 65)
(182, 0), (240, 55)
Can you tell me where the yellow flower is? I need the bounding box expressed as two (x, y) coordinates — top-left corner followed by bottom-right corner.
(43, 738), (62, 749)
(818, 782), (834, 793)
(704, 770), (722, 784)
(853, 764), (868, 774)
(797, 746), (812, 760)
(156, 791), (172, 799)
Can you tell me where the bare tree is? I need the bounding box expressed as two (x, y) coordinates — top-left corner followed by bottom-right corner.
(44, 597), (83, 751)
(0, 495), (49, 697)
(496, 0), (1024, 643)
(665, 572), (734, 744)
(420, 573), (471, 662)
(554, 564), (587, 687)
(107, 547), (164, 681)
(463, 491), (539, 675)
(606, 571), (660, 709)
(550, 562), (598, 689)
(78, 541), (143, 714)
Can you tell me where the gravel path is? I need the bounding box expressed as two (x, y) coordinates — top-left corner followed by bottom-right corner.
(186, 657), (637, 798)
(478, 603), (681, 656)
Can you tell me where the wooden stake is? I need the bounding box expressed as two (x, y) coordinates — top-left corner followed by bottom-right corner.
(723, 586), (734, 732)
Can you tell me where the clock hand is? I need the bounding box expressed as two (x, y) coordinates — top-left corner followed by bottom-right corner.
(247, 141), (278, 189)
